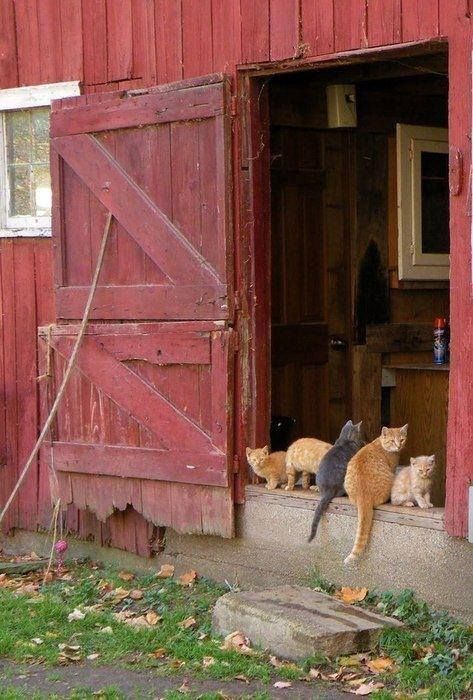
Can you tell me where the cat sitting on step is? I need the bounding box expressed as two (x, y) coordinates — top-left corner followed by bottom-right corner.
(343, 424), (408, 564)
(391, 455), (435, 509)
(308, 420), (364, 543)
(245, 446), (287, 490)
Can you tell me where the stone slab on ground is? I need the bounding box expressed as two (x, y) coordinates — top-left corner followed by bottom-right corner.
(213, 584), (403, 661)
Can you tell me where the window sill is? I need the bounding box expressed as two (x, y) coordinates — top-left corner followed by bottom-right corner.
(245, 484), (445, 531)
(0, 228), (51, 238)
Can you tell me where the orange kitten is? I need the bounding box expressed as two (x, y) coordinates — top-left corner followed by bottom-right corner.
(246, 446), (287, 490)
(391, 455), (435, 508)
(343, 424), (408, 563)
(285, 438), (332, 491)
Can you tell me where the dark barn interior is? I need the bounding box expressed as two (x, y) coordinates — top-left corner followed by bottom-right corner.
(268, 52), (449, 506)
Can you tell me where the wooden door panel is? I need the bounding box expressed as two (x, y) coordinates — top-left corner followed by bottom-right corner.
(40, 322), (234, 537)
(51, 77), (232, 322)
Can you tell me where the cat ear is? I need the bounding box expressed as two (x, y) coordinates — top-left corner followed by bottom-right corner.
(428, 454), (435, 464)
(262, 445), (269, 455)
(245, 447), (252, 458)
(381, 426), (388, 437)
(410, 457), (416, 466)
(346, 419), (353, 427)
(400, 423), (408, 436)
(355, 421), (362, 429)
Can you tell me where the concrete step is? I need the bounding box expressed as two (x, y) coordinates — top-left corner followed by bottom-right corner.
(212, 585), (402, 661)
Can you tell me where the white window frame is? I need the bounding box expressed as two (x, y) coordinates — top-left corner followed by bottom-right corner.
(0, 81), (80, 238)
(397, 123), (450, 281)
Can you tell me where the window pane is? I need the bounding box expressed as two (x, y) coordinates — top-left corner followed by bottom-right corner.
(32, 108), (49, 162)
(32, 164), (52, 216)
(5, 107), (51, 221)
(8, 164), (32, 217)
(421, 152), (449, 255)
(5, 110), (32, 164)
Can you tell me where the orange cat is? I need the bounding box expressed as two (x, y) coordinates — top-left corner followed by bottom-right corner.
(246, 446), (287, 490)
(285, 438), (332, 491)
(343, 425), (408, 563)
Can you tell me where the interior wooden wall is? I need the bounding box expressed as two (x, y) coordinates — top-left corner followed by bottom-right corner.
(0, 0), (470, 541)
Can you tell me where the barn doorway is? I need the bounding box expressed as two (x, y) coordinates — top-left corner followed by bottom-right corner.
(257, 49), (450, 506)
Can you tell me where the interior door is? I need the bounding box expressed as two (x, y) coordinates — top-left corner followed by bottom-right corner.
(271, 128), (352, 443)
(44, 75), (235, 538)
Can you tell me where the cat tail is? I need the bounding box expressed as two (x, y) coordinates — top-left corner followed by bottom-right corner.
(308, 493), (333, 542)
(344, 499), (374, 564)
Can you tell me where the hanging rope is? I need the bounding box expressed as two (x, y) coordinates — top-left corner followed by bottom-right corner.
(0, 212), (113, 529)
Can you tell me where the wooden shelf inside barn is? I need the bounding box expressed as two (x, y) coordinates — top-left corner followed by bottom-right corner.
(384, 363), (450, 372)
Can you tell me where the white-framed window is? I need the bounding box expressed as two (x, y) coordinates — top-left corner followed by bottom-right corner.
(0, 81), (80, 238)
(397, 123), (449, 281)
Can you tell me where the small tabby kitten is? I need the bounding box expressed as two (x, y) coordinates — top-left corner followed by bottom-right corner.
(246, 446), (287, 490)
(285, 437), (332, 491)
(308, 420), (364, 542)
(343, 424), (408, 563)
(391, 455), (435, 508)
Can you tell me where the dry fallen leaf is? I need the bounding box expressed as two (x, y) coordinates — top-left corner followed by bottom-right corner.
(179, 616), (197, 630)
(220, 631), (254, 655)
(129, 589), (143, 600)
(273, 681), (292, 689)
(67, 608), (86, 622)
(156, 564), (175, 579)
(58, 643), (82, 663)
(234, 674), (249, 683)
(336, 587), (369, 604)
(150, 647), (167, 658)
(367, 656), (395, 674)
(202, 656), (216, 667)
(86, 652), (100, 660)
(178, 678), (190, 694)
(178, 570), (197, 587)
(145, 611), (162, 626)
(339, 654), (362, 668)
(350, 681), (385, 695)
(118, 571), (135, 581)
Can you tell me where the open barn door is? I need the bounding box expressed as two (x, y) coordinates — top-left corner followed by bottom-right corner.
(43, 75), (235, 538)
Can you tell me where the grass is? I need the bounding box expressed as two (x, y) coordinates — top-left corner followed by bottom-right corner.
(305, 567), (473, 698)
(0, 561), (471, 698)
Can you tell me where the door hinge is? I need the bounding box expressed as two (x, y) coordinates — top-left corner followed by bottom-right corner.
(230, 95), (238, 117)
(233, 455), (240, 474)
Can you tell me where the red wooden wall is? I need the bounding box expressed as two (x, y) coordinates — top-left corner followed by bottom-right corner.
(0, 0), (471, 543)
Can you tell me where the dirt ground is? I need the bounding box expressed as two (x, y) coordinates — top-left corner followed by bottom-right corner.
(0, 660), (349, 699)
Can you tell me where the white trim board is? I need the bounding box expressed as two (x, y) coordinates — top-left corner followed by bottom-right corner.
(0, 81), (80, 110)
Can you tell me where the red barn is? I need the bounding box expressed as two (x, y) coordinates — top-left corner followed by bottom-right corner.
(0, 1), (472, 614)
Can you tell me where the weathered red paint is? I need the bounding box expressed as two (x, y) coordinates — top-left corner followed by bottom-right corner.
(0, 1), (470, 545)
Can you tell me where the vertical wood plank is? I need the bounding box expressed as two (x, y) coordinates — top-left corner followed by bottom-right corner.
(181, 0), (213, 78)
(0, 241), (19, 531)
(0, 245), (7, 522)
(366, 0), (402, 46)
(14, 0), (41, 85)
(439, 2), (472, 537)
(0, 0), (19, 88)
(155, 0), (184, 83)
(301, 0), (334, 56)
(131, 0), (157, 85)
(241, 0), (270, 63)
(212, 0), (242, 72)
(401, 0), (439, 42)
(270, 0), (300, 60)
(60, 0), (83, 81)
(37, 0), (63, 83)
(106, 0), (133, 81)
(333, 0), (368, 52)
(82, 0), (108, 85)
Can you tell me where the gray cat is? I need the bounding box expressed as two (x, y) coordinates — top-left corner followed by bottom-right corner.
(308, 420), (364, 542)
